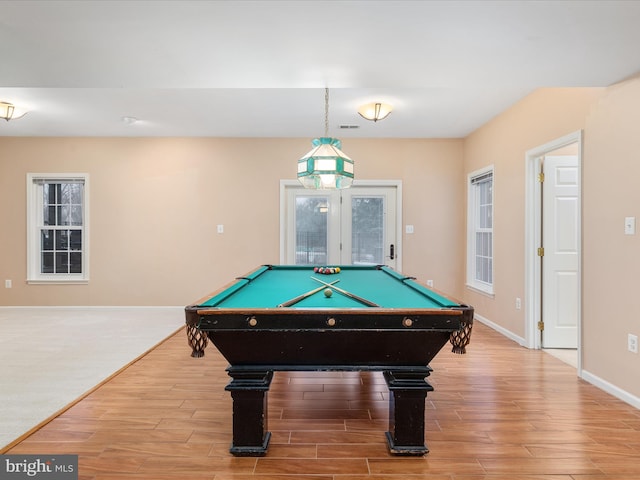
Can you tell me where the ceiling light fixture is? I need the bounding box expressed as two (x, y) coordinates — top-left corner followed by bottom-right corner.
(0, 101), (28, 121)
(358, 102), (393, 122)
(0, 101), (16, 121)
(297, 88), (354, 190)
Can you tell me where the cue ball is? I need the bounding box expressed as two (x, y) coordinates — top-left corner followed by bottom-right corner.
(324, 288), (333, 297)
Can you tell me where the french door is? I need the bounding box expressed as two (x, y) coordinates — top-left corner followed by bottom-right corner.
(281, 181), (400, 270)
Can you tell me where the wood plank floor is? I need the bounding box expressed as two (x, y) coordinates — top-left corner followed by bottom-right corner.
(5, 322), (640, 479)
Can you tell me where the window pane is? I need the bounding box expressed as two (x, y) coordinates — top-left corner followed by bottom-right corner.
(70, 206), (83, 226)
(60, 184), (72, 203)
(479, 205), (492, 228)
(41, 230), (54, 250)
(43, 206), (53, 225)
(70, 230), (82, 251)
(352, 197), (384, 265)
(70, 252), (82, 273)
(60, 205), (70, 225)
(55, 252), (69, 273)
(55, 230), (69, 250)
(475, 257), (483, 282)
(42, 252), (54, 273)
(68, 183), (83, 204)
(295, 196), (328, 265)
(44, 184), (57, 204)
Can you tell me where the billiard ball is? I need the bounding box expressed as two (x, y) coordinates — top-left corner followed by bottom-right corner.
(324, 288), (333, 297)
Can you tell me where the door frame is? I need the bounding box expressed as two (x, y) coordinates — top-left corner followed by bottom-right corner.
(279, 179), (403, 271)
(524, 130), (582, 371)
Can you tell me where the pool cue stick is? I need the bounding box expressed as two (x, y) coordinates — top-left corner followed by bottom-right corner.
(310, 276), (380, 307)
(277, 279), (341, 307)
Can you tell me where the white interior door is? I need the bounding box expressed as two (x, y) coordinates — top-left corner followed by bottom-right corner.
(542, 155), (579, 348)
(283, 183), (399, 269)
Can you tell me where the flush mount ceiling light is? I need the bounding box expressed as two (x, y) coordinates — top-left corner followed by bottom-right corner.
(0, 101), (27, 122)
(0, 101), (27, 121)
(358, 102), (393, 122)
(0, 102), (15, 121)
(297, 88), (354, 190)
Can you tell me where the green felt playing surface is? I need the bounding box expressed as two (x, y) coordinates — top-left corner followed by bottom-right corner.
(199, 265), (459, 309)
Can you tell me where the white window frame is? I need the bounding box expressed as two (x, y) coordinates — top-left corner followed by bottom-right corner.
(466, 166), (494, 295)
(26, 173), (90, 284)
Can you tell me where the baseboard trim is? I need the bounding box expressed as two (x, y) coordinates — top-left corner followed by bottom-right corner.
(580, 369), (640, 410)
(474, 313), (527, 347)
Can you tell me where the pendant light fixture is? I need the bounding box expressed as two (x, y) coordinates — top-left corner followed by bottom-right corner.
(297, 88), (354, 190)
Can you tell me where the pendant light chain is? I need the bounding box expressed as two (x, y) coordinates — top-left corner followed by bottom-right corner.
(324, 87), (329, 137)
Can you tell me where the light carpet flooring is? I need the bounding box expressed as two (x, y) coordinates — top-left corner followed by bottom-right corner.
(0, 307), (184, 450)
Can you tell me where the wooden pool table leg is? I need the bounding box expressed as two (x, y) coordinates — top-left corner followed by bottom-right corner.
(383, 368), (434, 455)
(225, 368), (273, 456)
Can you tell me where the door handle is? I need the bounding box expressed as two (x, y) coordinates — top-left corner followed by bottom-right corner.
(389, 244), (395, 260)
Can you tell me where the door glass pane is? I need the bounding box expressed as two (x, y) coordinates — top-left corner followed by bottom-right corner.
(295, 196), (328, 265)
(351, 196), (384, 265)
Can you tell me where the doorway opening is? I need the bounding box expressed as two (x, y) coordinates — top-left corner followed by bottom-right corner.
(525, 131), (582, 373)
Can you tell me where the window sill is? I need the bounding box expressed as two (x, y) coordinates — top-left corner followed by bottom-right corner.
(27, 279), (89, 285)
(465, 284), (495, 298)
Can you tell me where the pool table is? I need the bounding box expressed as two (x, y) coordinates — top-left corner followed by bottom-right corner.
(185, 264), (473, 456)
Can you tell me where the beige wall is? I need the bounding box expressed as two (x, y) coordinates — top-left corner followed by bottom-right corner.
(462, 83), (640, 402)
(582, 76), (640, 398)
(0, 137), (465, 306)
(462, 88), (604, 337)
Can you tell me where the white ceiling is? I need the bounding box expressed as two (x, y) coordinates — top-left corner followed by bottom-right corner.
(1, 0), (639, 138)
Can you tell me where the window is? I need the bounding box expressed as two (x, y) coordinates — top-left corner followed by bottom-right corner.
(467, 167), (493, 294)
(27, 174), (89, 283)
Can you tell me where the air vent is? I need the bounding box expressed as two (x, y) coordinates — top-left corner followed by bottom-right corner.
(339, 124), (360, 129)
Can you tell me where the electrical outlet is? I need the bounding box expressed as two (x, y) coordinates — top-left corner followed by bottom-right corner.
(515, 297), (522, 310)
(625, 217), (636, 235)
(628, 334), (638, 354)
(426, 280), (434, 287)
(4, 279), (11, 288)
